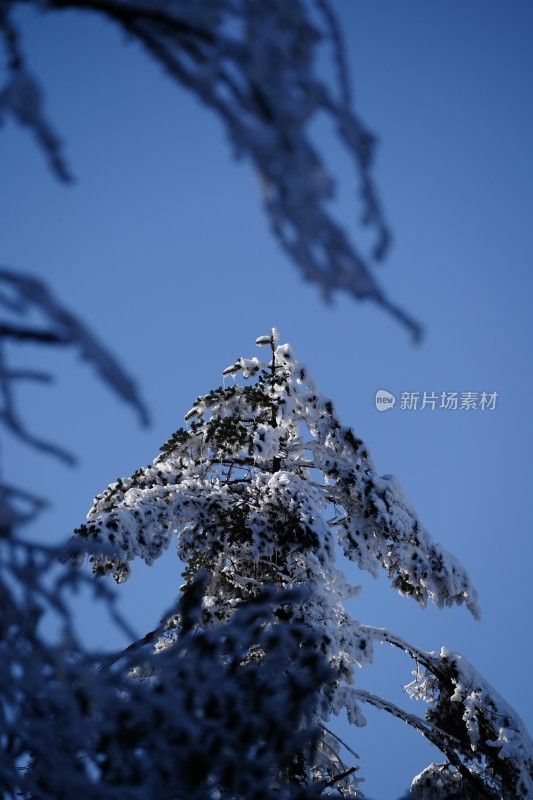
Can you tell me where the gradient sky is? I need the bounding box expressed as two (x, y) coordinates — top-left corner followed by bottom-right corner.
(2, 2), (533, 798)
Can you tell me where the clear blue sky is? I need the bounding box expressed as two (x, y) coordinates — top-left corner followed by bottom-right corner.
(1, 2), (532, 798)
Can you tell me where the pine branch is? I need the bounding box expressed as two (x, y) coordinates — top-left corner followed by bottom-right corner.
(2, 1), (423, 335)
(353, 689), (498, 800)
(325, 766), (357, 788)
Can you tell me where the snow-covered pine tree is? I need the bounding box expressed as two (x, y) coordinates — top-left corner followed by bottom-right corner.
(72, 329), (533, 799)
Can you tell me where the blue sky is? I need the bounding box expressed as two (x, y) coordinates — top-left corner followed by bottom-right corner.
(2, 2), (533, 797)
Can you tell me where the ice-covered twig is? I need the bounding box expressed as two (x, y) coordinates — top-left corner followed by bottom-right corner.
(0, 268), (149, 430)
(0, 9), (73, 181)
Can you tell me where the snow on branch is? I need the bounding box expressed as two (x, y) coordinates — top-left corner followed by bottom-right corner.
(1, 0), (422, 338)
(359, 626), (533, 800)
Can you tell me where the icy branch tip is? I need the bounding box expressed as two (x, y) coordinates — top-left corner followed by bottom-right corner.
(222, 361), (242, 376)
